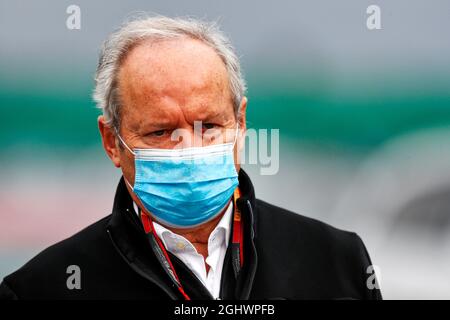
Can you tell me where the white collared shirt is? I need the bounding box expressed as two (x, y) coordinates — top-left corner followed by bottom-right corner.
(133, 202), (233, 299)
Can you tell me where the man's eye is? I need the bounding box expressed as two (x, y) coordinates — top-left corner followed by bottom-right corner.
(202, 123), (216, 130)
(151, 130), (166, 137)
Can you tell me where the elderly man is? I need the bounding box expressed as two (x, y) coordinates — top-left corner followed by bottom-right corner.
(0, 16), (381, 300)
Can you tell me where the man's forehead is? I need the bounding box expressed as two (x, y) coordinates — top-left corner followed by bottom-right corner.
(118, 37), (229, 99)
(116, 37), (234, 129)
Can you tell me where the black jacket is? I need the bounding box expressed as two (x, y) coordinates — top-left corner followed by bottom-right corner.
(0, 170), (381, 300)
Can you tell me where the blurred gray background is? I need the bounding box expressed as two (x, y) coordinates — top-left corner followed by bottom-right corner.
(1, 0), (450, 299)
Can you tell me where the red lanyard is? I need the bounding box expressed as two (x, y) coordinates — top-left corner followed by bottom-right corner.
(140, 187), (244, 300)
(231, 187), (244, 277)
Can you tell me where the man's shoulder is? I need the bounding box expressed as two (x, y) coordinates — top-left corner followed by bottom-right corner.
(1, 215), (112, 299)
(19, 214), (112, 267)
(255, 198), (360, 246)
(253, 199), (381, 299)
(254, 198), (373, 277)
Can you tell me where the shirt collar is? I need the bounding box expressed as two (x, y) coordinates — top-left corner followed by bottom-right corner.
(213, 200), (233, 248)
(132, 201), (234, 251)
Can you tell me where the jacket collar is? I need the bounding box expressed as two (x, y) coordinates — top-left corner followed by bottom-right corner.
(106, 177), (179, 299)
(106, 169), (258, 300)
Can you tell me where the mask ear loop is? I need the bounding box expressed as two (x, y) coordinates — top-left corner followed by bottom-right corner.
(231, 124), (240, 149)
(115, 130), (136, 156)
(123, 178), (134, 190)
(115, 130), (137, 190)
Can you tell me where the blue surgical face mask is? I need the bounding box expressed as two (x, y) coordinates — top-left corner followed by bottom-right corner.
(118, 128), (239, 228)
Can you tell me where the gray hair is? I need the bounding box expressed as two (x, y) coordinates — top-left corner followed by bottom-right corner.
(93, 15), (247, 130)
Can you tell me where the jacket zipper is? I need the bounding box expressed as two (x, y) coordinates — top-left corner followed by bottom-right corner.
(239, 200), (258, 300)
(167, 253), (215, 300)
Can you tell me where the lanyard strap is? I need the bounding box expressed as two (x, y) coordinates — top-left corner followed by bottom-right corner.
(139, 187), (244, 300)
(141, 212), (191, 300)
(231, 187), (244, 278)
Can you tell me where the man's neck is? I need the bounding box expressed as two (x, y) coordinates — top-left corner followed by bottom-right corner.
(161, 200), (230, 245)
(128, 182), (232, 265)
(129, 182), (230, 244)
(155, 200), (231, 268)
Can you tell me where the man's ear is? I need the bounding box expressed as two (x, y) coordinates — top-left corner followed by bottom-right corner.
(237, 97), (247, 150)
(98, 115), (121, 168)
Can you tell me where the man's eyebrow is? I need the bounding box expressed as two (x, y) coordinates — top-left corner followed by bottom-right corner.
(143, 124), (173, 132)
(195, 107), (227, 121)
(139, 117), (178, 130)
